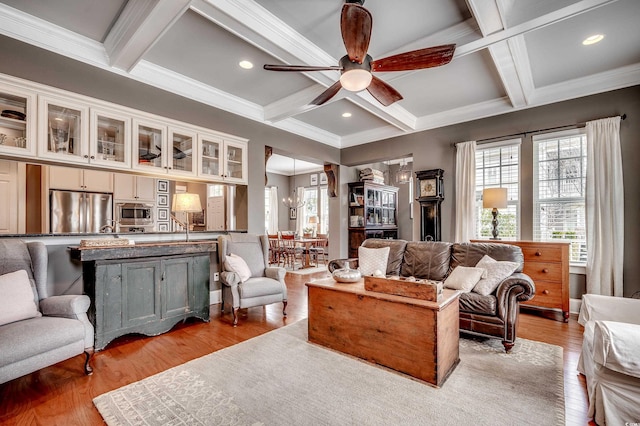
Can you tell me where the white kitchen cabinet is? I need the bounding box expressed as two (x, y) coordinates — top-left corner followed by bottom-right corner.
(198, 133), (247, 184)
(113, 173), (155, 202)
(48, 165), (113, 193)
(89, 107), (131, 170)
(168, 126), (197, 178)
(132, 117), (166, 174)
(38, 95), (90, 164)
(0, 84), (37, 158)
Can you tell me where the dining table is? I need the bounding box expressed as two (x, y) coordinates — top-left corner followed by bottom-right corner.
(294, 238), (324, 268)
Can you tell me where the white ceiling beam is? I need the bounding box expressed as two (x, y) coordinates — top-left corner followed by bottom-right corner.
(104, 0), (191, 72)
(455, 0), (619, 58)
(467, 0), (528, 108)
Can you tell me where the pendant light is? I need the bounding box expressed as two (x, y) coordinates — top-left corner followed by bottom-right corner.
(396, 158), (412, 184)
(282, 158), (306, 209)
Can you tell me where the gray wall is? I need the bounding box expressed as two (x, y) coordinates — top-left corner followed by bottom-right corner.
(265, 172), (290, 232)
(342, 86), (640, 297)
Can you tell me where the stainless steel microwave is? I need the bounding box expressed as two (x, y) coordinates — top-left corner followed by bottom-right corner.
(116, 203), (154, 226)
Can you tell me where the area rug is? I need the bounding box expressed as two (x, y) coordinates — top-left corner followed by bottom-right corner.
(94, 320), (565, 425)
(285, 265), (329, 276)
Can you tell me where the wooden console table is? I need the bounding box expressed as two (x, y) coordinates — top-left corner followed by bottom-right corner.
(306, 278), (460, 387)
(70, 241), (215, 350)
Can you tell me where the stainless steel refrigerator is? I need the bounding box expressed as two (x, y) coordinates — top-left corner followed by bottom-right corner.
(50, 190), (113, 233)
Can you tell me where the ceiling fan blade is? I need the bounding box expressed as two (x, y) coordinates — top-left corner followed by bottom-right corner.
(340, 4), (372, 63)
(310, 80), (343, 106)
(371, 44), (456, 72)
(264, 64), (342, 72)
(366, 76), (403, 107)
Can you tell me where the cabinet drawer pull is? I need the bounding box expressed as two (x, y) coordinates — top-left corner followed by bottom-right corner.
(542, 268), (549, 273)
(542, 289), (550, 295)
(535, 251), (542, 256)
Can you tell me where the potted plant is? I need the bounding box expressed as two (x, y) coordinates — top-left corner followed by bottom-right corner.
(303, 227), (314, 238)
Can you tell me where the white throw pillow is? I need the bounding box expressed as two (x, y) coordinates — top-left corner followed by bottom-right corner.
(444, 266), (486, 293)
(472, 255), (519, 296)
(224, 253), (252, 283)
(358, 246), (390, 276)
(0, 269), (41, 326)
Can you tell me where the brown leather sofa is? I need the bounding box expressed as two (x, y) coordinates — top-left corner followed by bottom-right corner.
(329, 239), (535, 352)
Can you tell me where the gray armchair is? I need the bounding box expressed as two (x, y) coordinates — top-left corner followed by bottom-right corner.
(0, 240), (94, 384)
(218, 234), (287, 326)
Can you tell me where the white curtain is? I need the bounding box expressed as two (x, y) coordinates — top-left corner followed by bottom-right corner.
(267, 186), (279, 235)
(295, 186), (305, 236)
(586, 117), (624, 296)
(454, 141), (476, 242)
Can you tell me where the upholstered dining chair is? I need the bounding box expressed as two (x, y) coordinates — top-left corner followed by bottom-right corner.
(218, 234), (288, 326)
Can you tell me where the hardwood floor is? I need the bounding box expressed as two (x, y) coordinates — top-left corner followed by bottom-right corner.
(0, 271), (592, 425)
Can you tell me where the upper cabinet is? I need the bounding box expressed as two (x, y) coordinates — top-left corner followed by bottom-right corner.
(0, 85), (37, 157)
(168, 126), (197, 177)
(198, 133), (248, 183)
(38, 95), (90, 164)
(1, 73), (249, 184)
(48, 165), (113, 193)
(89, 107), (131, 170)
(223, 140), (248, 183)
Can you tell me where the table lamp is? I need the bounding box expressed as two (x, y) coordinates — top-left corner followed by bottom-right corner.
(483, 188), (508, 240)
(172, 193), (202, 242)
(308, 215), (318, 236)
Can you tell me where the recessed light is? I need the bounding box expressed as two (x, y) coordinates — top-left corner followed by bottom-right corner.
(239, 60), (254, 69)
(582, 34), (604, 45)
(342, 112), (352, 118)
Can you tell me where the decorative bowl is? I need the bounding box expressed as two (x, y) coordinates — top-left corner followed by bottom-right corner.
(332, 267), (362, 283)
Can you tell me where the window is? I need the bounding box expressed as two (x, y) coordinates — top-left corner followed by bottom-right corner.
(301, 187), (318, 234)
(475, 139), (520, 239)
(533, 129), (587, 263)
(319, 186), (329, 234)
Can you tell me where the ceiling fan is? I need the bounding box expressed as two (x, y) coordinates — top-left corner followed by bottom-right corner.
(263, 0), (456, 107)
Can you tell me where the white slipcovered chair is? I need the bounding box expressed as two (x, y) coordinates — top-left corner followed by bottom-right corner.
(577, 293), (640, 425)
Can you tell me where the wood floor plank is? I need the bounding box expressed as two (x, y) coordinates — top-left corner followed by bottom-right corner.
(0, 271), (593, 425)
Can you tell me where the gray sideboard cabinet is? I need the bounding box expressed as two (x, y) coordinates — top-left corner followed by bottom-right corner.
(71, 242), (215, 351)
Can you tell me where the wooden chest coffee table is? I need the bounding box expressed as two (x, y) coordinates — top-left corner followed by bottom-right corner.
(306, 278), (460, 387)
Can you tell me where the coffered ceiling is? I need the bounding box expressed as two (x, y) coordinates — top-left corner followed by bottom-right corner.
(0, 0), (638, 149)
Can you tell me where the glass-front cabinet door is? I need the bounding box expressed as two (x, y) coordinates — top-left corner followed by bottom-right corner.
(90, 107), (131, 169)
(223, 139), (247, 183)
(38, 95), (89, 164)
(133, 118), (166, 173)
(198, 133), (223, 179)
(168, 126), (197, 177)
(0, 86), (36, 157)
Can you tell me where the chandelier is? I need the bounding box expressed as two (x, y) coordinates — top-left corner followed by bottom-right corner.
(282, 158), (306, 209)
(396, 158), (412, 184)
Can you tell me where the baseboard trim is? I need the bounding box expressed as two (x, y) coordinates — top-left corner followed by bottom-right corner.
(210, 289), (221, 305)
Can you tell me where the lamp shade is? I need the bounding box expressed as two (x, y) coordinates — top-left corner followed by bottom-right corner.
(172, 193), (202, 212)
(308, 215), (318, 224)
(483, 188), (508, 209)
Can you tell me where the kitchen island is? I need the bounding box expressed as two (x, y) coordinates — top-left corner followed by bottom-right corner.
(70, 240), (216, 351)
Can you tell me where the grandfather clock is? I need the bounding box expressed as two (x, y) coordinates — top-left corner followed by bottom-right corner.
(416, 169), (444, 241)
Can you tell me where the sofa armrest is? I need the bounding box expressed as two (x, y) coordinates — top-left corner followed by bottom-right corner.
(495, 272), (536, 319)
(578, 294), (640, 326)
(593, 320), (640, 378)
(220, 271), (240, 287)
(265, 266), (286, 281)
(40, 295), (90, 317)
(328, 258), (359, 273)
(39, 295), (94, 350)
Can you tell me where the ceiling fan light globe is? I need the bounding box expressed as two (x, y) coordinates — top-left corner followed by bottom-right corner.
(340, 69), (372, 92)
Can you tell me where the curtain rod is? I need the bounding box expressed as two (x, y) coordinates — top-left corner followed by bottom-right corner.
(471, 113), (627, 145)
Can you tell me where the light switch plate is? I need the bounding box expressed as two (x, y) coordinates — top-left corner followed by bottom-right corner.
(213, 272), (220, 281)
